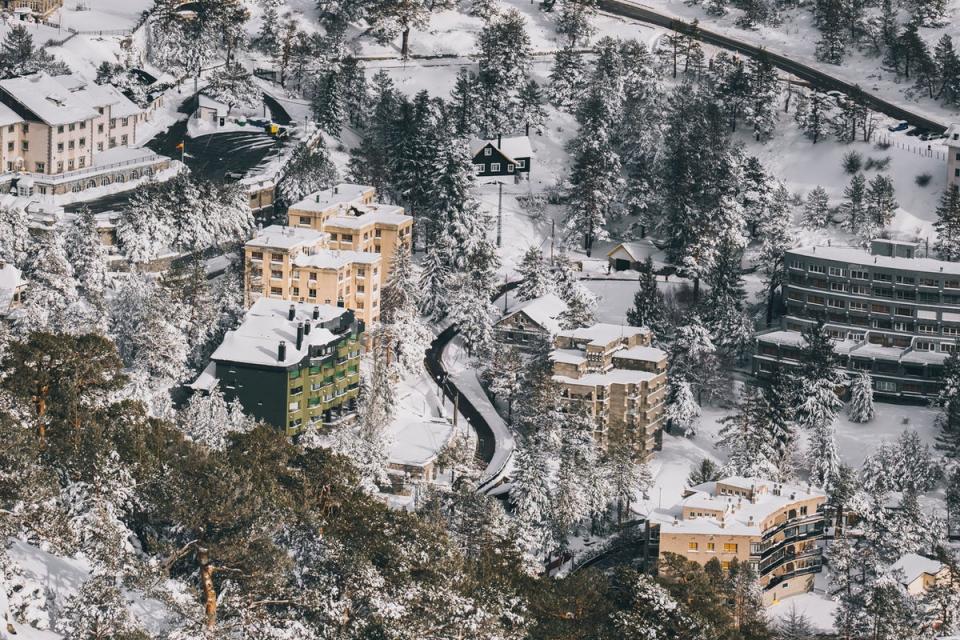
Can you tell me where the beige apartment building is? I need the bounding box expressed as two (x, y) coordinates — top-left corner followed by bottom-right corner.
(245, 225), (383, 327)
(1, 0), (62, 19)
(287, 184), (413, 285)
(652, 478), (826, 605)
(551, 323), (667, 457)
(0, 73), (143, 176)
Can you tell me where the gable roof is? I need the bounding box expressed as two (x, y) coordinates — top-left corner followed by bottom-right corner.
(607, 239), (667, 265)
(0, 73), (141, 126)
(890, 553), (943, 585)
(498, 293), (568, 335)
(471, 136), (533, 162)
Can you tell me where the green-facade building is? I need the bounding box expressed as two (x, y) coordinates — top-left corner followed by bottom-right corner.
(208, 298), (363, 434)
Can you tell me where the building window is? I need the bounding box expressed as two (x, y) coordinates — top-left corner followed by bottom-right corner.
(21, 124), (28, 133)
(507, 164), (515, 173)
(688, 541), (698, 551)
(876, 380), (897, 392)
(122, 117), (129, 126)
(21, 141), (28, 151)
(57, 125), (64, 133)
(57, 142), (64, 152)
(78, 157), (85, 168)
(290, 386), (303, 396)
(79, 137), (86, 147)
(35, 162), (44, 173)
(828, 267), (845, 276)
(919, 324), (937, 334)
(68, 141), (75, 150)
(270, 287), (282, 296)
(706, 542), (715, 552)
(517, 158), (525, 168)
(79, 121), (86, 129)
(850, 269), (869, 280)
(109, 138), (117, 148)
(68, 159), (75, 170)
(808, 264), (825, 274)
(110, 118), (116, 128)
(299, 216), (310, 226)
(98, 124), (104, 133)
(484, 147), (492, 156)
(723, 543), (738, 553)
(271, 270), (283, 279)
(121, 134), (128, 145)
(97, 142), (103, 151)
(68, 123), (75, 131)
(491, 163), (500, 172)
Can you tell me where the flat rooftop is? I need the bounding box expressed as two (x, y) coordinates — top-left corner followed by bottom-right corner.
(293, 249), (381, 270)
(325, 204), (412, 229)
(246, 225), (327, 250)
(288, 183), (374, 213)
(556, 323), (650, 347)
(790, 245), (960, 276)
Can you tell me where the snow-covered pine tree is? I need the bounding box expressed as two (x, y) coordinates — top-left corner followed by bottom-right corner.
(866, 174), (898, 229)
(556, 0), (596, 46)
(687, 457), (721, 485)
(565, 87), (622, 256)
(448, 67), (477, 137)
(666, 379), (701, 436)
(557, 289), (595, 329)
(935, 185), (960, 261)
(311, 70), (345, 136)
(0, 205), (30, 266)
(54, 573), (142, 639)
(699, 240), (752, 359)
(625, 257), (668, 339)
(277, 141), (337, 208)
(935, 35), (960, 105)
(746, 53), (779, 142)
(669, 317), (722, 405)
(340, 56), (369, 129)
(800, 91), (831, 143)
(377, 244), (432, 376)
(757, 183), (793, 326)
(509, 433), (557, 572)
(204, 63), (261, 113)
(803, 186), (831, 228)
(848, 370), (875, 423)
(419, 242), (452, 320)
(604, 438), (651, 524)
(515, 246), (553, 301)
(483, 345), (525, 422)
(448, 275), (496, 358)
(517, 79), (547, 136)
(548, 44), (585, 109)
(553, 410), (608, 545)
(178, 388), (252, 450)
(18, 230), (81, 334)
(474, 8), (533, 134)
(794, 324), (843, 488)
(66, 206), (110, 313)
(841, 173), (869, 235)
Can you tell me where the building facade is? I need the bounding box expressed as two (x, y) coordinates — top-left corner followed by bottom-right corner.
(754, 239), (960, 399)
(551, 323), (667, 457)
(286, 184), (412, 287)
(651, 478), (827, 605)
(244, 225), (383, 326)
(471, 135), (532, 178)
(206, 298), (363, 435)
(947, 123), (960, 188)
(494, 293), (568, 349)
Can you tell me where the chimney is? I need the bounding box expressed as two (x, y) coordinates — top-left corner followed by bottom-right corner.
(288, 304), (295, 321)
(296, 322), (304, 350)
(304, 321), (311, 335)
(315, 194), (320, 203)
(312, 305), (320, 320)
(278, 340), (287, 361)
(497, 133), (502, 147)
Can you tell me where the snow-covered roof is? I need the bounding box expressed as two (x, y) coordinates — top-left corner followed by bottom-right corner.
(288, 184), (375, 213)
(756, 330), (807, 347)
(614, 345), (668, 363)
(189, 361), (219, 392)
(388, 419), (455, 467)
(850, 343), (904, 360)
(890, 553), (943, 585)
(945, 123), (960, 146)
(0, 262), (24, 311)
(211, 298), (351, 368)
(556, 323), (650, 347)
(901, 349), (949, 365)
(293, 249), (381, 270)
(499, 293), (568, 335)
(472, 136), (533, 161)
(91, 145), (159, 168)
(246, 225), (326, 250)
(652, 477), (826, 537)
(549, 348), (586, 366)
(197, 93), (229, 117)
(606, 239), (667, 264)
(0, 73), (141, 126)
(0, 101), (21, 127)
(790, 245), (960, 276)
(325, 204), (411, 229)
(554, 368), (657, 387)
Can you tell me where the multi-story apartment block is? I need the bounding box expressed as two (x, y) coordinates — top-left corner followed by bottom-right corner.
(754, 238), (960, 399)
(0, 73), (143, 175)
(245, 225), (383, 326)
(551, 323), (667, 457)
(205, 298), (363, 435)
(286, 184), (412, 285)
(651, 477), (826, 605)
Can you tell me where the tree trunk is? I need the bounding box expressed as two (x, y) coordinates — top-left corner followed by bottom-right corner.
(34, 384), (48, 448)
(692, 276), (700, 303)
(401, 27), (410, 60)
(198, 547), (217, 630)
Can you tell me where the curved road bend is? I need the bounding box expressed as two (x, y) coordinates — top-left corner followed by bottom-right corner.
(423, 280), (521, 493)
(598, 0), (948, 133)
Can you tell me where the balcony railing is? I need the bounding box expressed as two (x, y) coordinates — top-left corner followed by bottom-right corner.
(764, 563), (822, 590)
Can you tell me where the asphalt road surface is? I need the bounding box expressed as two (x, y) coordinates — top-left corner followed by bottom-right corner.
(598, 0), (948, 133)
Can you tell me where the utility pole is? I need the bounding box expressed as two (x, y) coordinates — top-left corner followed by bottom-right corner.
(453, 393), (459, 429)
(550, 219), (555, 265)
(503, 274), (509, 313)
(496, 181), (503, 248)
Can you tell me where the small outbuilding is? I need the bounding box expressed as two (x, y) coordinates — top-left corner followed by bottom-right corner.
(471, 135), (532, 179)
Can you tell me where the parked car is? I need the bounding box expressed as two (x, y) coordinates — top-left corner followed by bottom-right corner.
(906, 127), (927, 137)
(888, 121), (909, 132)
(224, 171), (245, 181)
(919, 131), (943, 141)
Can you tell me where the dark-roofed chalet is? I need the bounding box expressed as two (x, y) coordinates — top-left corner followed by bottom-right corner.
(471, 135), (532, 178)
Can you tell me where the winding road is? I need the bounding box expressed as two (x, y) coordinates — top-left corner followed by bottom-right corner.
(598, 0), (948, 133)
(423, 281), (521, 493)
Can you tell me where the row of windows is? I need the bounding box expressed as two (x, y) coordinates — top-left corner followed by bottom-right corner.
(688, 541), (739, 553)
(791, 260), (959, 288)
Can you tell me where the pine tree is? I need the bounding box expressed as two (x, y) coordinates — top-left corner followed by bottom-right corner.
(565, 89), (622, 256)
(666, 379), (701, 436)
(277, 141), (338, 208)
(548, 45), (585, 109)
(866, 174), (898, 228)
(419, 243), (451, 320)
(448, 67), (477, 137)
(625, 257), (668, 339)
(510, 433), (557, 571)
(841, 173), (869, 235)
(517, 79), (546, 136)
(204, 63), (261, 113)
(311, 70), (345, 135)
(377, 244), (432, 377)
(935, 35), (960, 104)
(746, 53), (780, 141)
(484, 346), (525, 422)
(556, 0), (596, 46)
(935, 185), (960, 261)
(669, 317), (722, 405)
(66, 207), (110, 312)
(687, 457), (721, 485)
(800, 91), (831, 143)
(795, 323), (843, 487)
(699, 241), (752, 359)
(55, 574), (142, 639)
(0, 205), (30, 266)
(718, 389), (777, 477)
(803, 186), (831, 228)
(18, 231), (81, 334)
(605, 438), (651, 524)
(758, 183), (793, 326)
(340, 56), (369, 128)
(515, 246), (553, 301)
(848, 371), (875, 423)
